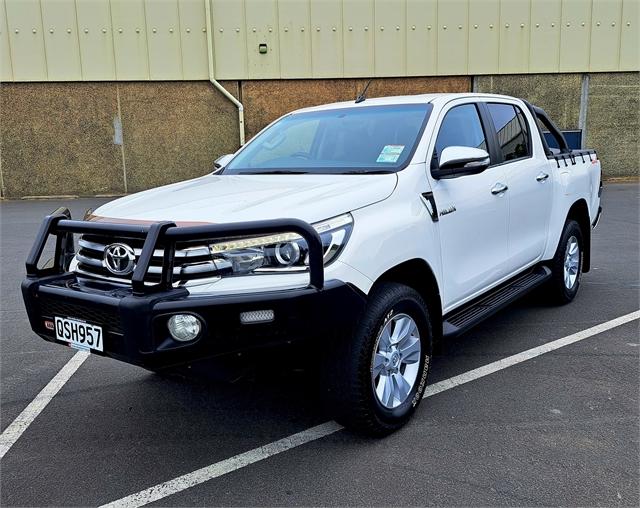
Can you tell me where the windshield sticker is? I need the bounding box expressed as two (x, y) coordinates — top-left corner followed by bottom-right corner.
(376, 145), (405, 163)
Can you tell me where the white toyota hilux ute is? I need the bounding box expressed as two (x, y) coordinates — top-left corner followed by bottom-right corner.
(23, 93), (602, 435)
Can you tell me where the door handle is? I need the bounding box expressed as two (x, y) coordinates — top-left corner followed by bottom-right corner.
(536, 172), (550, 182)
(491, 183), (508, 195)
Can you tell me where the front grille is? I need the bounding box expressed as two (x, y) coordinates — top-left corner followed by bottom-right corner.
(74, 234), (220, 285)
(39, 296), (123, 335)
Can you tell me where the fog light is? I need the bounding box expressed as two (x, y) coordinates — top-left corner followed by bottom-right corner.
(167, 314), (202, 342)
(240, 309), (274, 324)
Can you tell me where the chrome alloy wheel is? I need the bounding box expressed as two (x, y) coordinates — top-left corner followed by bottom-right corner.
(563, 235), (580, 289)
(371, 313), (422, 409)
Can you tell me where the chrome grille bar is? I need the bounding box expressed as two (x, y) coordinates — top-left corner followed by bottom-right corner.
(78, 238), (210, 259)
(75, 234), (219, 285)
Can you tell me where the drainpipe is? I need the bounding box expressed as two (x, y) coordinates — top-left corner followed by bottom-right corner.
(204, 0), (245, 146)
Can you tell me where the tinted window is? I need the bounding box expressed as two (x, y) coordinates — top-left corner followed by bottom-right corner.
(225, 104), (432, 174)
(487, 103), (530, 161)
(434, 104), (487, 164)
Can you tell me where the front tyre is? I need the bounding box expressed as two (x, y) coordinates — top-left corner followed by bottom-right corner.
(323, 283), (432, 436)
(545, 219), (584, 305)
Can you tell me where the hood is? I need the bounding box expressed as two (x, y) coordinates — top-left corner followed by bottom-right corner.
(92, 173), (397, 225)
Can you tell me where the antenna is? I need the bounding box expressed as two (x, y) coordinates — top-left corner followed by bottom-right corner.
(355, 79), (373, 104)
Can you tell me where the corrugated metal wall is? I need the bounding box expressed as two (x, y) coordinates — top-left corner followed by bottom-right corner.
(1, 0), (638, 82)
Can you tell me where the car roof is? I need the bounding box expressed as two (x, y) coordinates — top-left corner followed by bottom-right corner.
(292, 92), (521, 114)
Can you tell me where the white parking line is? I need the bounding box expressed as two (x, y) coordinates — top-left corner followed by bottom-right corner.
(101, 310), (640, 508)
(0, 350), (89, 460)
(423, 309), (640, 397)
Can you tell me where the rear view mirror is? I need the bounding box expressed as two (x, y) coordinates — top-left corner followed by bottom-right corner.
(213, 153), (234, 173)
(432, 146), (490, 178)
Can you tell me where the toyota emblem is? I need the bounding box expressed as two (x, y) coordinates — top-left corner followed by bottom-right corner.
(103, 243), (136, 276)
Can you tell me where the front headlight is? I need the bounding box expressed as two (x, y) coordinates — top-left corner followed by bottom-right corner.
(208, 213), (353, 276)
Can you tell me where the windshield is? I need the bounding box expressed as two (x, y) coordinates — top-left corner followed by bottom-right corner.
(224, 103), (433, 175)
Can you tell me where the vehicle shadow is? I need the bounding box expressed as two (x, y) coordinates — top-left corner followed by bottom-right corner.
(0, 346), (335, 506)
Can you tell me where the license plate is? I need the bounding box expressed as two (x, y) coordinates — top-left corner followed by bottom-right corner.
(54, 317), (103, 352)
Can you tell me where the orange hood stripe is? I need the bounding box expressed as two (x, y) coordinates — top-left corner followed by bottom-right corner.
(86, 214), (212, 227)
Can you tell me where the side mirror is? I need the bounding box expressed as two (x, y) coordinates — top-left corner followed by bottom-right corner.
(213, 153), (234, 173)
(432, 146), (490, 178)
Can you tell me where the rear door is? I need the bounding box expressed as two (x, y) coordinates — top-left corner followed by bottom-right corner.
(483, 101), (554, 273)
(428, 100), (510, 310)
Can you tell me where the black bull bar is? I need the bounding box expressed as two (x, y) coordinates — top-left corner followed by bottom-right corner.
(25, 207), (325, 294)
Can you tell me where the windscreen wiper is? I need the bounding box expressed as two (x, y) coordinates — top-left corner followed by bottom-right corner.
(239, 170), (310, 175)
(342, 169), (395, 174)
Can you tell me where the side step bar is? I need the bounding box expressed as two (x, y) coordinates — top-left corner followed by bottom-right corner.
(442, 265), (552, 339)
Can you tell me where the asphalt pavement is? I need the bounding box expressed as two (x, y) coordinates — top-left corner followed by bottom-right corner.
(1, 184), (638, 507)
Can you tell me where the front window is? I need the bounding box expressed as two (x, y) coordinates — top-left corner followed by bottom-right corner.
(433, 103), (488, 166)
(224, 104), (433, 175)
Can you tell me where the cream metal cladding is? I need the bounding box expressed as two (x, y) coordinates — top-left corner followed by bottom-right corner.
(0, 0), (638, 82)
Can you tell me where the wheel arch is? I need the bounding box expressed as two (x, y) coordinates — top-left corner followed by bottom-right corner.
(566, 199), (592, 272)
(373, 259), (443, 341)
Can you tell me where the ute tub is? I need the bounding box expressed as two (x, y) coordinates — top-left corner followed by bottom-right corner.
(21, 209), (366, 369)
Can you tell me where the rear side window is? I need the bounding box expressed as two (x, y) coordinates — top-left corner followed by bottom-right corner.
(434, 104), (488, 164)
(487, 103), (531, 161)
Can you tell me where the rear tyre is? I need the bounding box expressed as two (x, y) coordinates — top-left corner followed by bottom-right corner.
(544, 220), (583, 305)
(322, 283), (432, 436)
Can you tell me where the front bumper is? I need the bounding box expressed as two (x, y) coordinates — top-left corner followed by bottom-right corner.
(22, 274), (366, 369)
(21, 209), (366, 370)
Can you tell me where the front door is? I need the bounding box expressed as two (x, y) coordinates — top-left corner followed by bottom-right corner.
(429, 102), (510, 311)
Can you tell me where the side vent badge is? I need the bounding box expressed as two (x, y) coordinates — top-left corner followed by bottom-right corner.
(421, 192), (439, 222)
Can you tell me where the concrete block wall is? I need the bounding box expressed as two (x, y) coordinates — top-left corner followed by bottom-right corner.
(0, 81), (239, 198)
(0, 72), (637, 198)
(585, 73), (639, 178)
